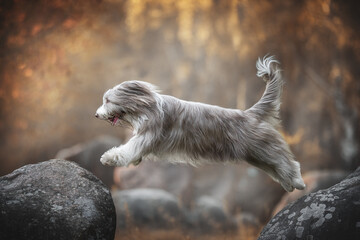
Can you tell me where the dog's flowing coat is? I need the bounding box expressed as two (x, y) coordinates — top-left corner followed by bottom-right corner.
(95, 56), (306, 192)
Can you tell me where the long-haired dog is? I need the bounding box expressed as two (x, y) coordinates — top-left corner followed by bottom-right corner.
(95, 56), (305, 192)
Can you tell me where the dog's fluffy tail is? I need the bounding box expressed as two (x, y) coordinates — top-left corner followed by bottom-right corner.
(246, 55), (283, 127)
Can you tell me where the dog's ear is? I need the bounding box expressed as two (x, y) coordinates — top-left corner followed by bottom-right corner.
(112, 81), (158, 115)
(119, 81), (154, 97)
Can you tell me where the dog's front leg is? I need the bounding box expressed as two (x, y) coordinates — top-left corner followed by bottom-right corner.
(100, 136), (145, 167)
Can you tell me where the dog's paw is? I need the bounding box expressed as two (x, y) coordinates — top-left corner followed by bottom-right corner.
(280, 181), (295, 192)
(279, 176), (306, 192)
(100, 153), (118, 166)
(100, 148), (125, 167)
(292, 177), (306, 190)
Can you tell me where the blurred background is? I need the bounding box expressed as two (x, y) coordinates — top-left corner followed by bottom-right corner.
(0, 0), (359, 239)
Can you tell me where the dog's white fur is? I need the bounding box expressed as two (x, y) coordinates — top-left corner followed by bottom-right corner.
(95, 56), (306, 192)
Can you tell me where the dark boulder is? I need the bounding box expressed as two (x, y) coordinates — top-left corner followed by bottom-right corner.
(56, 135), (122, 187)
(0, 159), (116, 240)
(112, 188), (182, 230)
(258, 167), (360, 240)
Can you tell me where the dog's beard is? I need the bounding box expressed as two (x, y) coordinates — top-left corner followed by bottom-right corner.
(107, 111), (126, 126)
(108, 115), (120, 126)
(96, 103), (132, 128)
(114, 117), (133, 129)
(106, 113), (134, 130)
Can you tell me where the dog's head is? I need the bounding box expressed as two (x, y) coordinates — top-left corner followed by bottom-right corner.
(95, 80), (159, 127)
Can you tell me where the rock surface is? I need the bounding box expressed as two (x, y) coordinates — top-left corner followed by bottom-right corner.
(56, 135), (122, 187)
(258, 167), (360, 240)
(0, 159), (116, 240)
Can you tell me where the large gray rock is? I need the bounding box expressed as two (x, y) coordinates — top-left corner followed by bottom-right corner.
(56, 135), (122, 187)
(258, 167), (360, 240)
(112, 188), (182, 230)
(0, 159), (116, 240)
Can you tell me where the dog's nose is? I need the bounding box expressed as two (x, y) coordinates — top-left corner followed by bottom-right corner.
(95, 113), (99, 118)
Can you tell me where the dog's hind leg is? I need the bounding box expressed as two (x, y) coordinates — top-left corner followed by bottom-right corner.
(246, 153), (305, 192)
(245, 134), (305, 192)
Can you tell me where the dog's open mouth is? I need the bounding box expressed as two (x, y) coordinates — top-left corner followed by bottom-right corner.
(109, 116), (120, 126)
(108, 111), (126, 126)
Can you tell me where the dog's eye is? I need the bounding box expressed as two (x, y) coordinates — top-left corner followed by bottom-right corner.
(105, 98), (110, 104)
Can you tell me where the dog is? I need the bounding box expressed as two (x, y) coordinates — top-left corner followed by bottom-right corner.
(95, 56), (306, 192)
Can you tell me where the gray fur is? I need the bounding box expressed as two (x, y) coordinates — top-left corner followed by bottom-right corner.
(95, 56), (306, 192)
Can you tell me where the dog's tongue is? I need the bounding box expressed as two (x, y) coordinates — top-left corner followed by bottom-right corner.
(112, 117), (119, 125)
